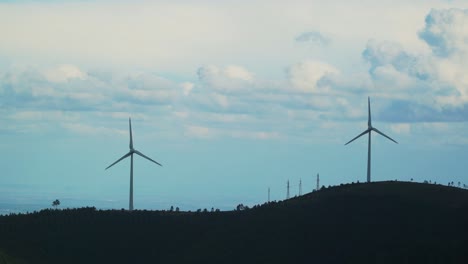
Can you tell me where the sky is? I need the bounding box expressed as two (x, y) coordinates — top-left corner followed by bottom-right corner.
(1, 0), (468, 212)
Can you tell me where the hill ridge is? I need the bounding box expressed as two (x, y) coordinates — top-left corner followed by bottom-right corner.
(1, 181), (468, 264)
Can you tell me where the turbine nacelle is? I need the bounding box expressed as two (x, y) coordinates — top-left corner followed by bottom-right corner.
(345, 97), (397, 145)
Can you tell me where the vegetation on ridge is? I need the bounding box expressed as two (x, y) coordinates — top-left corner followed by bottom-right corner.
(0, 181), (467, 264)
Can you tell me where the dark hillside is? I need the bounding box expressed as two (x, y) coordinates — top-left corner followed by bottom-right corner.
(1, 181), (467, 264)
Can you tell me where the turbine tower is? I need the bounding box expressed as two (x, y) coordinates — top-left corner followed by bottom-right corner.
(316, 173), (319, 191)
(268, 187), (270, 203)
(299, 179), (302, 196)
(105, 118), (162, 211)
(345, 97), (397, 183)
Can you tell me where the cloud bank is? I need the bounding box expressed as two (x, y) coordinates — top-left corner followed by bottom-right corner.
(2, 6), (468, 144)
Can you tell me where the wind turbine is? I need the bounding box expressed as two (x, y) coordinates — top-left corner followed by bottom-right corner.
(345, 97), (397, 183)
(105, 118), (162, 211)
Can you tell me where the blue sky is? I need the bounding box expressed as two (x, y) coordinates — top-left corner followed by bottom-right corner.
(1, 0), (468, 211)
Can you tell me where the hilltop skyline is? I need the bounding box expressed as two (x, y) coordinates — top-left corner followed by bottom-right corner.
(1, 0), (468, 211)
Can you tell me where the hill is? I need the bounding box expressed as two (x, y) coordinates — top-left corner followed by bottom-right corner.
(0, 181), (467, 264)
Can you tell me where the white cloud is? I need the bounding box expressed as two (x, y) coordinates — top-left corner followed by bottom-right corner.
(0, 0), (442, 75)
(430, 57), (468, 107)
(4, 5), (468, 143)
(295, 31), (331, 46)
(224, 65), (254, 82)
(173, 111), (189, 119)
(372, 64), (417, 90)
(360, 10), (468, 113)
(42, 64), (87, 83)
(230, 130), (280, 140)
(287, 60), (339, 93)
(212, 94), (229, 108)
(390, 123), (411, 134)
(420, 10), (468, 109)
(184, 124), (280, 140)
(185, 125), (214, 139)
(420, 122), (450, 132)
(94, 112), (149, 121)
(0, 65), (186, 113)
(363, 40), (410, 70)
(419, 8), (468, 57)
(197, 65), (254, 92)
(126, 72), (176, 91)
(10, 110), (80, 122)
(62, 122), (126, 136)
(177, 112), (255, 126)
(125, 89), (176, 103)
(181, 82), (194, 96)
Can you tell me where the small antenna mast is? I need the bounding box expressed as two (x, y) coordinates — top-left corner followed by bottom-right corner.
(268, 187), (270, 203)
(299, 178), (302, 196)
(316, 173), (320, 191)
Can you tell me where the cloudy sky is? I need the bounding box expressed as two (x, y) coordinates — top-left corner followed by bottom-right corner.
(1, 0), (468, 211)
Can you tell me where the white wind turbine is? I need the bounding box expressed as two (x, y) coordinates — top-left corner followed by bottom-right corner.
(106, 118), (162, 211)
(345, 97), (397, 183)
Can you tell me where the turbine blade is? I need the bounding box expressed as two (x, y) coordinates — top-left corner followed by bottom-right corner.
(129, 118), (133, 149)
(368, 97), (372, 128)
(372, 127), (398, 144)
(134, 149), (162, 166)
(105, 152), (132, 170)
(345, 129), (370, 145)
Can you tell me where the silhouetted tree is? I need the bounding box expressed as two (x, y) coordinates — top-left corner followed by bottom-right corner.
(52, 199), (60, 209)
(175, 207), (179, 212)
(236, 204), (245, 211)
(170, 206), (174, 212)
